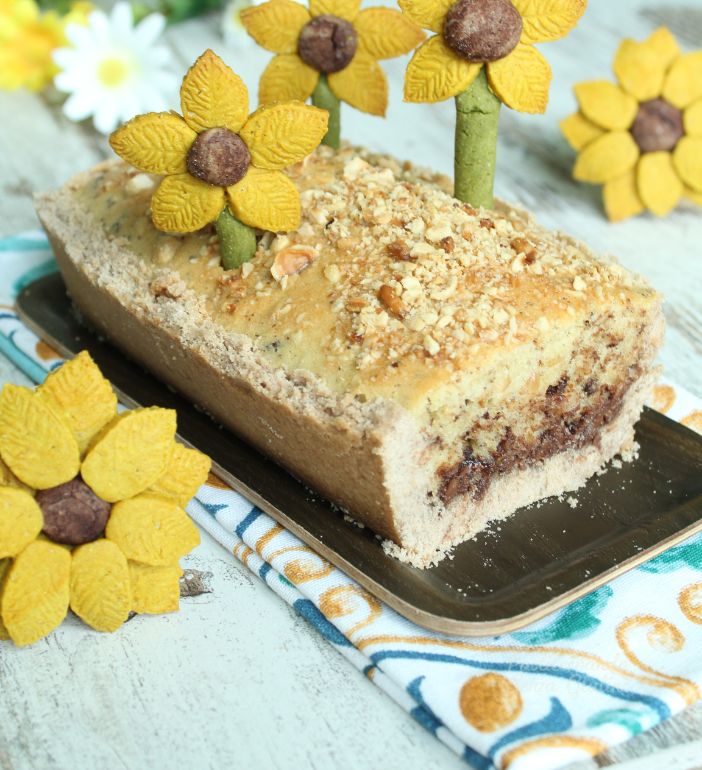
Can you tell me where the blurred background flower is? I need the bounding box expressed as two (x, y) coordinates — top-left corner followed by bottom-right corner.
(52, 2), (178, 133)
(0, 0), (92, 91)
(220, 0), (254, 48)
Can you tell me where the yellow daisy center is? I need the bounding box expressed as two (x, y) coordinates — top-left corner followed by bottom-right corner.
(443, 0), (522, 63)
(97, 56), (131, 88)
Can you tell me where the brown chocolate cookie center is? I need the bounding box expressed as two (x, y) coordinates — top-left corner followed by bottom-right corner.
(298, 14), (358, 74)
(37, 478), (112, 546)
(187, 128), (251, 187)
(630, 98), (684, 153)
(443, 0), (522, 63)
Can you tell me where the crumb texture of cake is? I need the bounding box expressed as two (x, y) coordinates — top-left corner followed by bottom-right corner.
(35, 146), (664, 567)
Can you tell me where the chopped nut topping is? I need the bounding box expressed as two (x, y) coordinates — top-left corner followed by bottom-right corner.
(271, 245), (316, 282)
(378, 284), (405, 319)
(386, 239), (411, 261)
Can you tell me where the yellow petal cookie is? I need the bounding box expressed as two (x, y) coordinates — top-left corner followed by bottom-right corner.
(513, 0), (586, 44)
(151, 173), (225, 233)
(613, 38), (666, 102)
(487, 43), (552, 114)
(637, 152), (683, 216)
(228, 167), (301, 232)
(81, 407), (176, 503)
(259, 54), (319, 105)
(560, 112), (604, 151)
(129, 562), (182, 615)
(241, 102), (328, 170)
(1, 540), (70, 646)
(404, 35), (480, 103)
(180, 49), (249, 134)
(0, 487), (43, 559)
(603, 170), (644, 222)
(684, 99), (702, 138)
(328, 50), (389, 116)
(574, 81), (638, 130)
(663, 51), (702, 109)
(673, 136), (702, 193)
(309, 0), (360, 22)
(147, 442), (211, 507)
(0, 385), (80, 490)
(109, 112), (196, 175)
(398, 0), (454, 34)
(106, 495), (200, 566)
(240, 0), (310, 53)
(70, 539), (132, 632)
(40, 351), (118, 455)
(573, 131), (640, 184)
(355, 8), (424, 59)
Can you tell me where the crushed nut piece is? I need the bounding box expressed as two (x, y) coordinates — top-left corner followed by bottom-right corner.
(378, 284), (405, 319)
(271, 246), (316, 282)
(386, 239), (411, 261)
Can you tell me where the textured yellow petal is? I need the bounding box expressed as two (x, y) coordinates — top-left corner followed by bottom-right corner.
(109, 113), (195, 175)
(259, 54), (319, 104)
(228, 168), (301, 232)
(637, 151), (683, 216)
(487, 43), (551, 114)
(180, 49), (249, 133)
(106, 495), (200, 567)
(151, 174), (225, 234)
(574, 131), (640, 184)
(81, 407), (176, 503)
(40, 351), (117, 455)
(663, 52), (702, 109)
(1, 540), (70, 646)
(0, 457), (31, 493)
(673, 136), (702, 192)
(129, 562), (182, 615)
(309, 0), (360, 21)
(0, 385), (80, 490)
(512, 0), (586, 44)
(685, 99), (702, 137)
(603, 169), (645, 222)
(0, 559), (9, 640)
(397, 0), (453, 33)
(0, 487), (42, 559)
(328, 51), (388, 115)
(240, 0), (310, 53)
(404, 35), (480, 103)
(613, 39), (666, 101)
(147, 442), (211, 507)
(685, 187), (702, 206)
(70, 540), (131, 633)
(241, 102), (328, 169)
(643, 27), (680, 70)
(574, 81), (638, 130)
(355, 8), (425, 59)
(560, 112), (604, 150)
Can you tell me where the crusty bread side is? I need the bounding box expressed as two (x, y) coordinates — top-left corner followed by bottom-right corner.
(35, 160), (664, 567)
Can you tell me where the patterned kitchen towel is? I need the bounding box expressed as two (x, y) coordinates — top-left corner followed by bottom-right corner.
(2, 232), (702, 770)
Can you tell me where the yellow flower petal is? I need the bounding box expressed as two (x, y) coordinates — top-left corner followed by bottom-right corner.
(241, 102), (328, 170)
(684, 99), (702, 137)
(644, 27), (680, 71)
(398, 0), (453, 33)
(239, 0), (310, 54)
(685, 186), (702, 207)
(637, 151), (683, 216)
(512, 0), (586, 44)
(673, 136), (702, 192)
(70, 540), (131, 633)
(573, 81), (638, 130)
(108, 112), (195, 175)
(227, 168), (301, 232)
(129, 562), (182, 615)
(487, 43), (551, 114)
(259, 54), (319, 104)
(613, 38), (666, 101)
(663, 51), (702, 109)
(355, 8), (425, 59)
(180, 49), (249, 134)
(151, 174), (225, 233)
(328, 50), (388, 115)
(404, 35), (480, 103)
(560, 112), (604, 150)
(1, 540), (70, 646)
(573, 131), (640, 184)
(309, 0), (359, 21)
(0, 487), (43, 560)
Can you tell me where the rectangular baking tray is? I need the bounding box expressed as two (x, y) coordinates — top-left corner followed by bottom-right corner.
(16, 273), (702, 636)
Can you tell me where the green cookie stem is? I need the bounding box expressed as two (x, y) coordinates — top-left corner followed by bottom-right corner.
(312, 75), (341, 150)
(216, 208), (257, 270)
(454, 68), (501, 209)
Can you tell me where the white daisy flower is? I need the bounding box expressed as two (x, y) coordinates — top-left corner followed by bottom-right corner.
(53, 2), (178, 135)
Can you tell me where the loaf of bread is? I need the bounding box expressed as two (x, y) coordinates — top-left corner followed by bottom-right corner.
(35, 146), (664, 567)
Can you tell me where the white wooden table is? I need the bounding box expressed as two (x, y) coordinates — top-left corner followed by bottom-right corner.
(1, 1), (701, 768)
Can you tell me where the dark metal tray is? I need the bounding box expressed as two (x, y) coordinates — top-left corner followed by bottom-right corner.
(16, 273), (702, 635)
